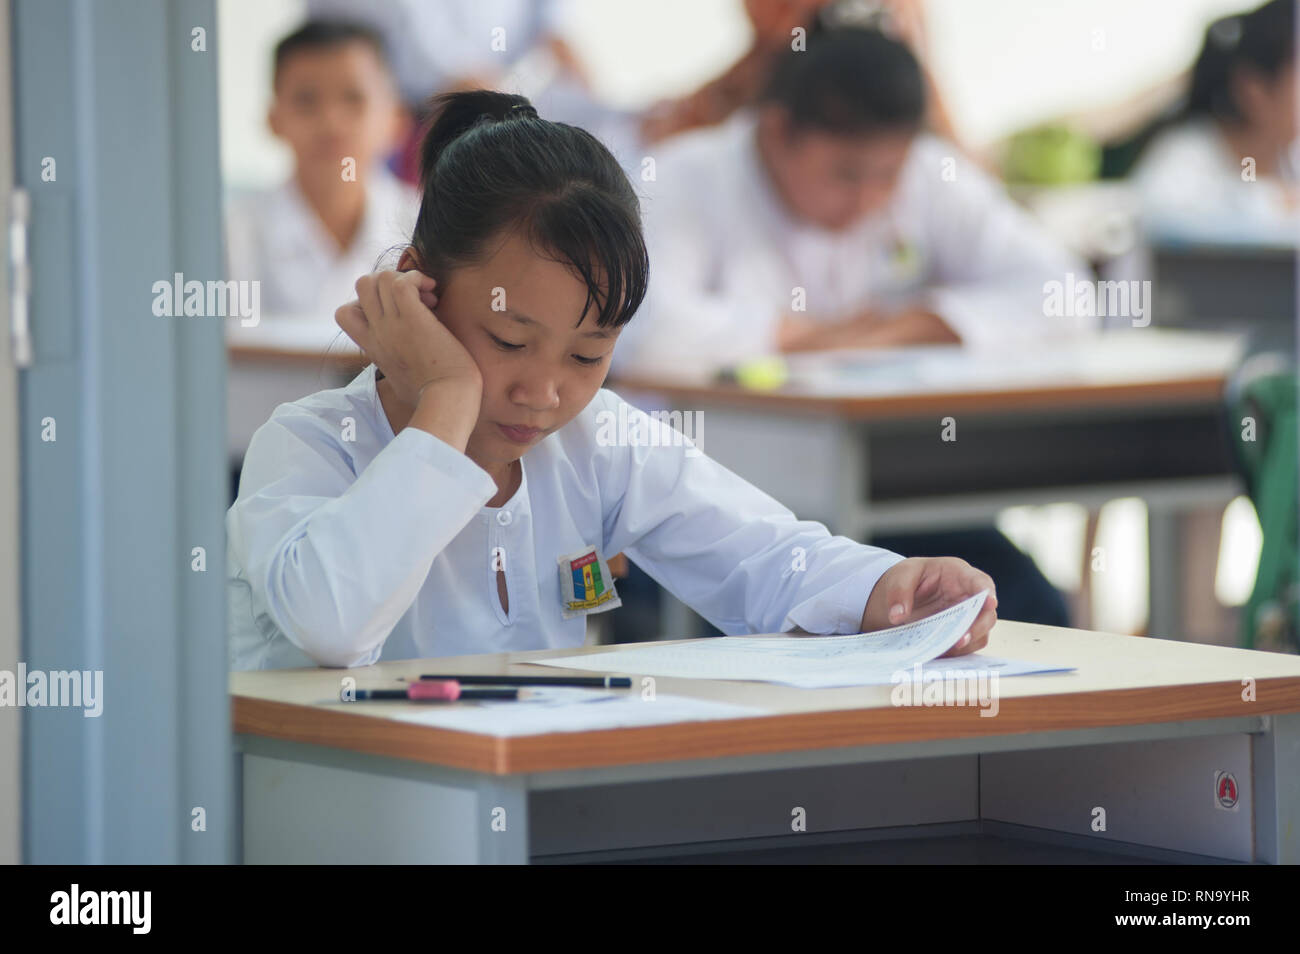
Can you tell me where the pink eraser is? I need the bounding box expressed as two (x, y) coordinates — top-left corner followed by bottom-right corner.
(408, 680), (460, 701)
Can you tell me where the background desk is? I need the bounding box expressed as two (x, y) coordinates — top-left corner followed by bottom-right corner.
(1149, 239), (1296, 355)
(227, 319), (364, 460)
(613, 330), (1243, 641)
(232, 622), (1300, 864)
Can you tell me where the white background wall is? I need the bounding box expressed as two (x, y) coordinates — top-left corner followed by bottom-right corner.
(220, 0), (1256, 189)
(924, 0), (1256, 145)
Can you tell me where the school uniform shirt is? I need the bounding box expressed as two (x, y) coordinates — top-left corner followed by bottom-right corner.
(224, 168), (419, 320)
(1131, 121), (1298, 243)
(614, 112), (1096, 377)
(306, 0), (571, 105)
(227, 364), (905, 670)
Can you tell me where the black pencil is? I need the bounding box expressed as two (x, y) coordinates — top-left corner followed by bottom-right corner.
(417, 674), (632, 688)
(352, 685), (519, 702)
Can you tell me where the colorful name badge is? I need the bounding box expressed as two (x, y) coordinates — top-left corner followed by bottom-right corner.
(558, 545), (622, 619)
(877, 234), (922, 287)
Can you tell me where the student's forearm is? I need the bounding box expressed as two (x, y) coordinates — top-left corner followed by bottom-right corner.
(779, 310), (961, 352)
(407, 378), (482, 452)
(847, 310), (961, 347)
(778, 313), (866, 353)
(259, 425), (495, 666)
(253, 377), (489, 666)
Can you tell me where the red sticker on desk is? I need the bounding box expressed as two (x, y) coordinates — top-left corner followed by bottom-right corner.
(1214, 771), (1238, 811)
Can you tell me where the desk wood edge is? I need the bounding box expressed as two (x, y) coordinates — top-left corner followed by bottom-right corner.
(232, 678), (1300, 776)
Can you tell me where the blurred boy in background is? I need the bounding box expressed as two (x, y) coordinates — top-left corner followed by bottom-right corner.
(612, 26), (1090, 630)
(616, 26), (1093, 374)
(303, 0), (639, 183)
(225, 20), (418, 319)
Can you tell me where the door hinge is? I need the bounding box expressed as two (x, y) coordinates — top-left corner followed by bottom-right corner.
(8, 188), (31, 368)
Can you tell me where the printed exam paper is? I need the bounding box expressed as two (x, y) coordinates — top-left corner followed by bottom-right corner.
(532, 591), (1072, 688)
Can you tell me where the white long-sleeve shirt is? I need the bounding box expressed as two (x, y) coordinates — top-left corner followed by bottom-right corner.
(227, 364), (904, 670)
(224, 168), (419, 321)
(305, 0), (570, 104)
(1131, 121), (1298, 244)
(615, 113), (1096, 377)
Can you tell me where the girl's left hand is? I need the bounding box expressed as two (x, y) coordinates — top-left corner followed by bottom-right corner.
(860, 557), (998, 657)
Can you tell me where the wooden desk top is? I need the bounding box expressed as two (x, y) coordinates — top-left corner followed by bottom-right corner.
(227, 318), (366, 372)
(229, 343), (366, 372)
(231, 621), (1300, 776)
(614, 332), (1241, 421)
(610, 372), (1228, 421)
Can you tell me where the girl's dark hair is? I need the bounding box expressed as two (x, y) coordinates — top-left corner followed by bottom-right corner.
(411, 90), (648, 329)
(1188, 0), (1295, 123)
(759, 27), (925, 136)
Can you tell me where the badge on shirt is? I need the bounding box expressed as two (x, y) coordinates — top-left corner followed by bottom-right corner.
(888, 237), (923, 283)
(558, 545), (622, 619)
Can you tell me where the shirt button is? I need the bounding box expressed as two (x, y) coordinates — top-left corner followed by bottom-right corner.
(496, 510), (513, 527)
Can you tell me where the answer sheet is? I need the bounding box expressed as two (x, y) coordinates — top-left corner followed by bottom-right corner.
(530, 591), (1071, 688)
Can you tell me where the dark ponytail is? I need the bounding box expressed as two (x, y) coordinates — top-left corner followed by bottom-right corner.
(1187, 0), (1294, 123)
(410, 90), (648, 329)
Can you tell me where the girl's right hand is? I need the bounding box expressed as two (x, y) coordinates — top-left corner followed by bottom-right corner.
(335, 270), (483, 409)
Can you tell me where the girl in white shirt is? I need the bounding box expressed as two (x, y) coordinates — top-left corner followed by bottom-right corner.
(1132, 0), (1296, 237)
(227, 90), (997, 671)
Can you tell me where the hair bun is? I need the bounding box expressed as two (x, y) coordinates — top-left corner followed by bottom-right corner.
(1209, 16), (1243, 48)
(419, 90), (539, 182)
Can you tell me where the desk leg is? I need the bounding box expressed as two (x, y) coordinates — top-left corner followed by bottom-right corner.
(833, 421), (871, 540)
(240, 743), (531, 864)
(476, 775), (530, 865)
(232, 745), (244, 865)
(1253, 712), (1300, 864)
(1146, 505), (1183, 639)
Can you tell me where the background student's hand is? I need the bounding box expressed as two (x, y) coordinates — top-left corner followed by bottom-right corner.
(776, 312), (821, 352)
(777, 309), (961, 353)
(860, 557), (998, 657)
(335, 270), (482, 408)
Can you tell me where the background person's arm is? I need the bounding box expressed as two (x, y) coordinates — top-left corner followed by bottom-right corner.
(777, 308), (961, 352)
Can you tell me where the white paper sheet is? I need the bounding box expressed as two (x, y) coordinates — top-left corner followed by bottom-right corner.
(907, 654), (1073, 679)
(379, 686), (765, 736)
(528, 591), (1071, 688)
